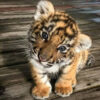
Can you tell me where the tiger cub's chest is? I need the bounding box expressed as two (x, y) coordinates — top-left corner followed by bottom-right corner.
(30, 56), (72, 74)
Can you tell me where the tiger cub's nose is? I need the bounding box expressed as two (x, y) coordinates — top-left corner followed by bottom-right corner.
(38, 54), (47, 62)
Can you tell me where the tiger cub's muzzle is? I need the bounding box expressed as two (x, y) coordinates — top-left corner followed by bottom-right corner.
(38, 43), (57, 62)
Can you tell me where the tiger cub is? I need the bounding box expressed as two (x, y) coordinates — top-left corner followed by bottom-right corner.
(28, 0), (92, 99)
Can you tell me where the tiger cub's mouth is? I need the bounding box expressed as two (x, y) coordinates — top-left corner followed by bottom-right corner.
(32, 52), (53, 67)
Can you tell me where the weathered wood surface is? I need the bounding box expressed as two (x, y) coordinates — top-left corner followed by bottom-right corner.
(0, 0), (100, 100)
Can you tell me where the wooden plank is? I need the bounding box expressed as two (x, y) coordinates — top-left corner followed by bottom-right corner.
(0, 10), (34, 14)
(0, 63), (29, 77)
(0, 24), (30, 33)
(0, 31), (27, 41)
(0, 51), (28, 67)
(82, 29), (100, 39)
(0, 4), (34, 8)
(53, 86), (100, 100)
(0, 39), (28, 53)
(68, 11), (98, 20)
(0, 0), (38, 6)
(0, 14), (33, 19)
(0, 63), (31, 86)
(0, 18), (32, 25)
(79, 23), (100, 31)
(4, 82), (32, 98)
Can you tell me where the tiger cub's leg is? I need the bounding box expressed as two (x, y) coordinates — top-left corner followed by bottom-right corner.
(29, 60), (51, 99)
(55, 64), (77, 97)
(55, 51), (88, 97)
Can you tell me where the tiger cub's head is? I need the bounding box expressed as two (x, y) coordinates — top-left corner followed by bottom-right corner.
(28, 0), (92, 67)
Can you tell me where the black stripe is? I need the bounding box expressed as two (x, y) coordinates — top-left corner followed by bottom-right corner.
(33, 25), (39, 30)
(43, 26), (48, 31)
(56, 27), (65, 35)
(64, 30), (77, 40)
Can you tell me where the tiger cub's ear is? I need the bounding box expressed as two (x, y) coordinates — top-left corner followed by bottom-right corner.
(34, 0), (55, 20)
(75, 34), (92, 53)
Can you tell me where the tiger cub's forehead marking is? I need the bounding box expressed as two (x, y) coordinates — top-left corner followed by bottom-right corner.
(32, 11), (78, 44)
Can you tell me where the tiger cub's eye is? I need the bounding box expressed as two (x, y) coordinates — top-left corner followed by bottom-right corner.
(57, 46), (66, 52)
(42, 32), (48, 40)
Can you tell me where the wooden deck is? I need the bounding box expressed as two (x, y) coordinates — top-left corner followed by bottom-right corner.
(0, 0), (100, 100)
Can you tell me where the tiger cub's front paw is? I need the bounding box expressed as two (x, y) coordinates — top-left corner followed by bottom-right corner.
(32, 83), (51, 99)
(55, 81), (73, 97)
